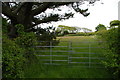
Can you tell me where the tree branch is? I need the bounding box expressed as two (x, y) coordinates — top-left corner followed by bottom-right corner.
(32, 12), (74, 27)
(50, 2), (73, 8)
(2, 2), (17, 21)
(5, 2), (10, 8)
(32, 2), (51, 16)
(13, 2), (26, 14)
(32, 2), (73, 16)
(32, 14), (59, 27)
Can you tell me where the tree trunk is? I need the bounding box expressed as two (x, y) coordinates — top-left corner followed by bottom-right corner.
(8, 3), (33, 38)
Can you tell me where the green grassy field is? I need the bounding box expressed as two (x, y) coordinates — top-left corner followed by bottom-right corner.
(24, 36), (112, 78)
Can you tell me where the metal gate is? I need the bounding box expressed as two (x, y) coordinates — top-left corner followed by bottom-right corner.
(34, 41), (105, 68)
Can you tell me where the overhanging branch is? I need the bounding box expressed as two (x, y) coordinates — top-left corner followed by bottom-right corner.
(32, 14), (59, 27)
(32, 2), (51, 16)
(32, 12), (74, 27)
(32, 2), (73, 16)
(2, 2), (17, 21)
(13, 2), (26, 14)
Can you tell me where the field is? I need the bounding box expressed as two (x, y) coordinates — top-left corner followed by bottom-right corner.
(23, 36), (112, 78)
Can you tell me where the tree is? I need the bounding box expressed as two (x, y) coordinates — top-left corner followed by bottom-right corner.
(110, 20), (120, 28)
(73, 26), (81, 33)
(68, 27), (77, 33)
(81, 27), (92, 33)
(57, 25), (78, 34)
(110, 20), (120, 55)
(95, 24), (106, 32)
(2, 1), (99, 38)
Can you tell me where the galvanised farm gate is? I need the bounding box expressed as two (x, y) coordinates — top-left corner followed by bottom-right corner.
(34, 41), (105, 68)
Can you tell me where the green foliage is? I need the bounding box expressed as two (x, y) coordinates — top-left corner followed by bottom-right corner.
(36, 27), (56, 41)
(2, 34), (25, 78)
(56, 25), (94, 36)
(101, 28), (120, 78)
(2, 18), (59, 78)
(15, 32), (37, 48)
(110, 20), (120, 28)
(81, 28), (92, 33)
(15, 24), (38, 47)
(2, 21), (26, 78)
(14, 24), (38, 63)
(57, 25), (78, 34)
(36, 26), (59, 46)
(2, 21), (38, 78)
(95, 24), (106, 32)
(96, 21), (120, 79)
(15, 24), (25, 35)
(57, 25), (93, 36)
(95, 30), (107, 37)
(63, 30), (69, 35)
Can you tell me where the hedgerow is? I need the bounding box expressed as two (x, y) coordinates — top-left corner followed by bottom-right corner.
(96, 27), (120, 79)
(2, 34), (25, 78)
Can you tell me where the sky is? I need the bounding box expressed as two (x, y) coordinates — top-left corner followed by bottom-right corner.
(42, 0), (120, 32)
(2, 0), (119, 32)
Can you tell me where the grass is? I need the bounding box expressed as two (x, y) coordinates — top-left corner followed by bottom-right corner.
(23, 36), (112, 78)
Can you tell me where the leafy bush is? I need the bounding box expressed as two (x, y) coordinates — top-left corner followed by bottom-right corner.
(2, 19), (59, 78)
(96, 28), (120, 79)
(15, 24), (38, 48)
(2, 23), (38, 78)
(2, 19), (26, 78)
(95, 30), (107, 36)
(2, 35), (25, 78)
(14, 24), (38, 63)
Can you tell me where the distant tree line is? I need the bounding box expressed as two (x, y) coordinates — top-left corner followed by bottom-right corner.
(56, 25), (93, 36)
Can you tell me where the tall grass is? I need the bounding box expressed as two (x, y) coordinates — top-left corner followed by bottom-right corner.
(23, 36), (112, 78)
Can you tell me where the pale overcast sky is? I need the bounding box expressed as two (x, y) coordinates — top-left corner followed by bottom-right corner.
(42, 0), (120, 32)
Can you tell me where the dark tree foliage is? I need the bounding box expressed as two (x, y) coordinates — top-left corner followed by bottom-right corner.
(2, 1), (99, 38)
(36, 26), (59, 47)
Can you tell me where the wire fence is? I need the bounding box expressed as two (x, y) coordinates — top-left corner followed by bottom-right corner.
(34, 41), (106, 68)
